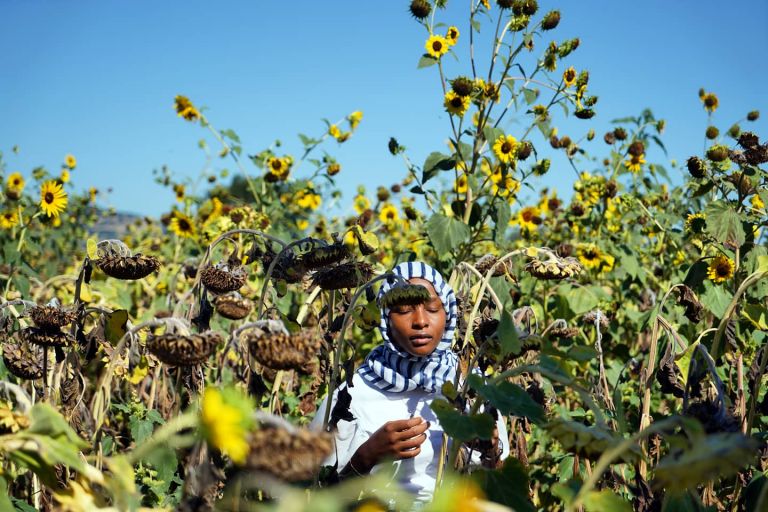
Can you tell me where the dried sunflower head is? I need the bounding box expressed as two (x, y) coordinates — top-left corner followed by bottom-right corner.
(525, 256), (582, 280)
(245, 330), (322, 372)
(200, 263), (248, 294)
(95, 253), (160, 280)
(312, 262), (373, 290)
(19, 327), (72, 348)
(2, 341), (43, 380)
(475, 254), (513, 277)
(147, 330), (222, 366)
(214, 293), (253, 320)
(300, 243), (350, 271)
(261, 248), (307, 284)
(379, 283), (432, 310)
(29, 305), (77, 330)
(582, 310), (610, 329)
(245, 425), (333, 481)
(548, 326), (580, 339)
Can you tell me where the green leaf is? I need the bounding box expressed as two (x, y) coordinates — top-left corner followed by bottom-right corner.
(497, 307), (521, 356)
(675, 341), (698, 387)
(425, 214), (470, 256)
(468, 375), (545, 424)
(28, 403), (87, 449)
(565, 285), (602, 315)
(105, 309), (129, 344)
(430, 399), (494, 441)
(583, 490), (632, 512)
(683, 260), (709, 290)
(654, 432), (759, 493)
(704, 201), (746, 246)
(474, 458), (535, 512)
(492, 201), (511, 245)
(422, 152), (456, 183)
(568, 345), (598, 362)
(743, 304), (768, 330)
(483, 125), (505, 146)
(700, 282), (733, 318)
(547, 419), (639, 462)
(417, 54), (438, 68)
(522, 87), (539, 105)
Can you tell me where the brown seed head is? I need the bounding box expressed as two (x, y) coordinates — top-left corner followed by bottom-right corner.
(541, 10), (560, 30)
(409, 0), (431, 20)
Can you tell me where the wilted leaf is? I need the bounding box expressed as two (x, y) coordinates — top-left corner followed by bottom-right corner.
(653, 433), (759, 492)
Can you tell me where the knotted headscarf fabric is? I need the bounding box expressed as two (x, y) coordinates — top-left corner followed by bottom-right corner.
(357, 261), (458, 393)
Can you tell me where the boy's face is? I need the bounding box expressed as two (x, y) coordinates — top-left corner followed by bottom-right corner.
(387, 277), (446, 357)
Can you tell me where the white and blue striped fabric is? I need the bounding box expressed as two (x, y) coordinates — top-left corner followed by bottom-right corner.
(358, 261), (459, 393)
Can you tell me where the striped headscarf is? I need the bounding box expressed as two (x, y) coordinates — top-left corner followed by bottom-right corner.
(358, 261), (458, 393)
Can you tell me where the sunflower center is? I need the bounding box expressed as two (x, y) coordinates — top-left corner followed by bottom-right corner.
(271, 160), (282, 171)
(432, 41), (442, 51)
(45, 192), (54, 203)
(179, 219), (191, 231)
(716, 263), (731, 277)
(501, 142), (512, 153)
(450, 98), (463, 108)
(522, 210), (533, 222)
(585, 250), (598, 260)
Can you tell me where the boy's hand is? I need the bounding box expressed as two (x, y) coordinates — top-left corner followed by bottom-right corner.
(350, 417), (430, 473)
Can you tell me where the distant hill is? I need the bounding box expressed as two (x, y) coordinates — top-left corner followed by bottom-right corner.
(91, 210), (142, 240)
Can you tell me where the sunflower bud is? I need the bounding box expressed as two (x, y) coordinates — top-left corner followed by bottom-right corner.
(388, 137), (402, 155)
(409, 0), (431, 20)
(517, 141), (533, 160)
(628, 141), (645, 157)
(705, 126), (719, 140)
(376, 186), (390, 202)
(391, 183), (402, 193)
(613, 127), (627, 141)
(747, 110), (760, 121)
(512, 0), (537, 15)
(706, 145), (729, 162)
(557, 38), (580, 58)
(541, 10), (560, 30)
(727, 124), (741, 139)
(584, 95), (598, 107)
(450, 76), (474, 97)
(327, 163), (341, 176)
(532, 158), (550, 176)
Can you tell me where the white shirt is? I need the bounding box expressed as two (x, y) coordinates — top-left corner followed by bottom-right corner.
(310, 373), (510, 502)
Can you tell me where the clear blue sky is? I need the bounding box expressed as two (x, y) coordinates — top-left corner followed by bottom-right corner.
(1, 1), (766, 217)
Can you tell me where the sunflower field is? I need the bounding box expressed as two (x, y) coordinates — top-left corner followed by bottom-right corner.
(1, 1), (767, 511)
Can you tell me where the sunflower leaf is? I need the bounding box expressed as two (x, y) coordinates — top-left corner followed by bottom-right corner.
(425, 213), (470, 256)
(422, 152), (456, 183)
(704, 201), (745, 247)
(430, 399), (494, 441)
(417, 54), (438, 69)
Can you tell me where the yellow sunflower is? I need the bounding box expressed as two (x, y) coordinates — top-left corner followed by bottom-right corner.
(64, 154), (77, 169)
(353, 195), (371, 215)
(446, 26), (460, 46)
(266, 156), (291, 180)
(0, 210), (19, 229)
(89, 187), (98, 203)
(201, 388), (250, 464)
(454, 174), (468, 194)
(60, 169), (70, 183)
(379, 203), (399, 224)
(327, 162), (341, 176)
(348, 111), (363, 129)
(444, 91), (470, 117)
(700, 91), (719, 114)
(563, 66), (576, 88)
(484, 81), (500, 103)
(425, 34), (450, 59)
(169, 212), (197, 238)
(6, 172), (24, 192)
(296, 189), (322, 210)
(491, 172), (520, 199)
(493, 134), (518, 164)
(39, 180), (68, 218)
(707, 254), (734, 283)
(685, 212), (707, 234)
(511, 205), (541, 231)
(625, 153), (646, 173)
(173, 184), (185, 202)
(174, 95), (200, 122)
(751, 193), (765, 211)
(576, 243), (608, 270)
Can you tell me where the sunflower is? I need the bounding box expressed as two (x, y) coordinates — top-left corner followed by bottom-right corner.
(174, 95), (200, 122)
(685, 213), (706, 234)
(454, 174), (468, 194)
(296, 189), (322, 210)
(484, 81), (500, 102)
(353, 195), (371, 215)
(493, 134), (518, 163)
(328, 124), (341, 140)
(576, 243), (605, 270)
(563, 66), (576, 87)
(59, 169), (70, 183)
(490, 170), (520, 199)
(89, 187), (98, 203)
(296, 219), (309, 231)
(700, 92), (719, 114)
(169, 212), (197, 238)
(0, 210), (19, 229)
(751, 193), (765, 211)
(266, 157), (291, 180)
(446, 26), (460, 46)
(6, 172), (24, 192)
(201, 388), (251, 464)
(379, 203), (399, 224)
(511, 205), (541, 231)
(64, 154), (77, 169)
(39, 180), (68, 218)
(425, 34), (450, 59)
(707, 254), (734, 283)
(625, 153), (646, 173)
(348, 111), (363, 129)
(480, 0), (490, 8)
(444, 91), (470, 117)
(327, 162), (341, 176)
(173, 184), (185, 202)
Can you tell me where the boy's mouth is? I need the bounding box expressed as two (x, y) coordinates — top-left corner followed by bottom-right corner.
(409, 334), (433, 346)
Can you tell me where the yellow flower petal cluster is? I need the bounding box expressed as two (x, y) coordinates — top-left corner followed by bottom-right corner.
(707, 254), (734, 283)
(266, 156), (293, 181)
(6, 172), (25, 199)
(576, 243), (615, 272)
(454, 174), (468, 194)
(510, 205), (541, 232)
(444, 91), (470, 117)
(64, 153), (77, 169)
(0, 210), (19, 229)
(174, 95), (200, 122)
(563, 66), (577, 87)
(328, 124), (341, 139)
(493, 134), (518, 164)
(39, 180), (68, 218)
(379, 203), (399, 224)
(347, 111), (363, 129)
(625, 153), (646, 173)
(296, 189), (322, 210)
(353, 195), (371, 215)
(685, 212), (706, 234)
(60, 169), (71, 183)
(425, 34), (450, 59)
(751, 193), (765, 211)
(201, 388), (250, 464)
(446, 26), (460, 46)
(169, 212), (197, 238)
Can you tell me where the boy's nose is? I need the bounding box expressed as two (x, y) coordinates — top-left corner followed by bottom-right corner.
(412, 306), (428, 328)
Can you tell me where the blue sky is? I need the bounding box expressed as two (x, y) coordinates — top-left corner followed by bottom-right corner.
(1, 0), (766, 217)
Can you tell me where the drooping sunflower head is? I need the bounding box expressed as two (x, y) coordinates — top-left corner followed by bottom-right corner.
(493, 134), (519, 164)
(425, 34), (450, 59)
(170, 212), (197, 238)
(541, 10), (561, 30)
(707, 254), (734, 283)
(39, 180), (68, 218)
(450, 76), (474, 97)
